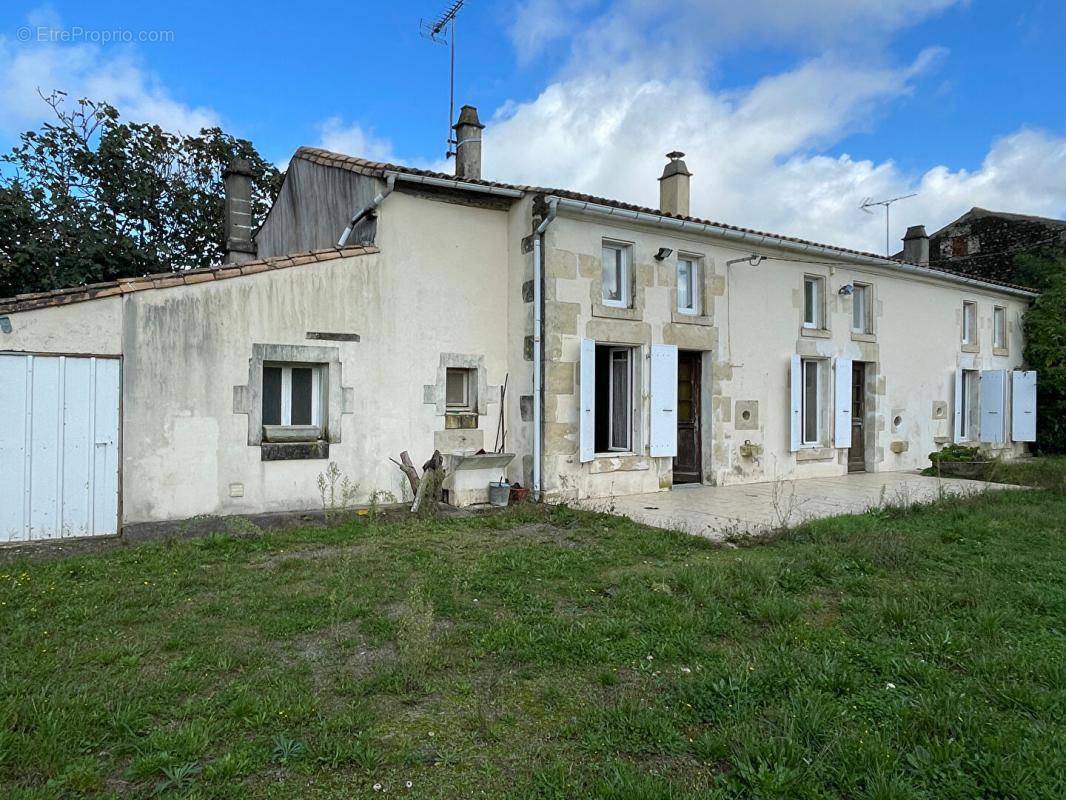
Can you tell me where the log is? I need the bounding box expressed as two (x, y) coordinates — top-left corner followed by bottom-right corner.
(389, 450), (420, 496)
(411, 465), (445, 515)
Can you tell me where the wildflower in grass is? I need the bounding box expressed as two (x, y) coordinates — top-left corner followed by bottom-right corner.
(406, 781), (413, 789)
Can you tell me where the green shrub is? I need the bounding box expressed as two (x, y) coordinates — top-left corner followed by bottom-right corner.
(928, 444), (982, 465)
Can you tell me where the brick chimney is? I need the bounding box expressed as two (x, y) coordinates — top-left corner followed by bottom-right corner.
(453, 105), (485, 181)
(223, 158), (257, 264)
(902, 224), (930, 266)
(659, 151), (692, 217)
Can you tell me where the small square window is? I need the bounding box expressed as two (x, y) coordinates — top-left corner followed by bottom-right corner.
(962, 301), (977, 345)
(677, 256), (700, 315)
(851, 283), (871, 333)
(446, 368), (475, 412)
(803, 276), (824, 329)
(993, 306), (1006, 350)
(262, 363), (323, 433)
(602, 241), (632, 308)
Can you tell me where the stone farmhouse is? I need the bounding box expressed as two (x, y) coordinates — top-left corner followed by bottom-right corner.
(0, 106), (1039, 542)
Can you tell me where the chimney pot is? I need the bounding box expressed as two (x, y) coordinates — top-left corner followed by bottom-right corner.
(902, 224), (929, 266)
(453, 104), (485, 180)
(224, 158), (257, 264)
(659, 151), (692, 217)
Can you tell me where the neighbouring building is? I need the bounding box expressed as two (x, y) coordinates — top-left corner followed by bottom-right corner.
(0, 106), (1040, 542)
(894, 207), (1066, 285)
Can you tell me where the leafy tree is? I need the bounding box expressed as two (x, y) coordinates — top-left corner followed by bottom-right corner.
(1015, 248), (1066, 292)
(1021, 253), (1066, 453)
(0, 91), (282, 298)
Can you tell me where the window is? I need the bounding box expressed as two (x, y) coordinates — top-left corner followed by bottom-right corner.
(262, 363), (322, 430)
(594, 345), (633, 452)
(803, 276), (824, 329)
(446, 367), (476, 412)
(851, 283), (871, 333)
(962, 301), (977, 345)
(677, 256), (699, 315)
(601, 241), (632, 308)
(960, 369), (980, 440)
(801, 358), (822, 445)
(993, 306), (1006, 350)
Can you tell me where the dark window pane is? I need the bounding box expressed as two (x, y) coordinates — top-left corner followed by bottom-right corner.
(446, 369), (468, 407)
(291, 367), (313, 425)
(262, 366), (282, 425)
(610, 350), (629, 450)
(803, 361), (819, 443)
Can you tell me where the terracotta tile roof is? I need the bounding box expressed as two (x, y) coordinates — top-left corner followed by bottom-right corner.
(0, 245), (378, 315)
(293, 147), (1037, 295)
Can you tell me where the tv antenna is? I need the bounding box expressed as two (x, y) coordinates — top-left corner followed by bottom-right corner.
(420, 0), (467, 159)
(860, 193), (917, 256)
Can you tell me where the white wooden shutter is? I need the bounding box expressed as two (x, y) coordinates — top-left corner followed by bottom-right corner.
(980, 369), (1006, 443)
(649, 344), (678, 457)
(789, 354), (802, 452)
(833, 357), (852, 449)
(1011, 370), (1037, 442)
(579, 338), (596, 463)
(0, 354), (120, 543)
(952, 368), (964, 443)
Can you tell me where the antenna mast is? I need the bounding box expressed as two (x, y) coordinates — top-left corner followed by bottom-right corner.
(860, 193), (918, 256)
(420, 0), (467, 159)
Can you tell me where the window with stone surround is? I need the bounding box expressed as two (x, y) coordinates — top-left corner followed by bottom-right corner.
(993, 306), (1007, 351)
(803, 275), (824, 329)
(601, 240), (632, 308)
(446, 367), (476, 413)
(851, 283), (871, 334)
(677, 255), (700, 315)
(962, 301), (977, 346)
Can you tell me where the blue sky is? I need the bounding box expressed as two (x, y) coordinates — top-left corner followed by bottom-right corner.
(1, 1), (1065, 253)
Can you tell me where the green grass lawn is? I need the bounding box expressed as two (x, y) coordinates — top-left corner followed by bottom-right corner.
(2, 481), (1064, 799)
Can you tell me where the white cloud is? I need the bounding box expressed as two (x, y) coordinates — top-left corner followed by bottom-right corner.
(512, 0), (963, 68)
(482, 59), (1066, 253)
(314, 117), (396, 163)
(0, 30), (218, 138)
(491, 1), (1066, 255)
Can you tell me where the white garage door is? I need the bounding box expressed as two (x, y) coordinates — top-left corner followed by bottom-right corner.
(0, 354), (120, 542)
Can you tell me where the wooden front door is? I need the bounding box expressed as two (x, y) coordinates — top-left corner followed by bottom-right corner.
(673, 351), (701, 483)
(849, 362), (866, 473)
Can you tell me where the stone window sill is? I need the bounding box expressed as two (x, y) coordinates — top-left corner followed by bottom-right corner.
(961, 343), (980, 354)
(795, 447), (835, 462)
(589, 454), (651, 473)
(850, 331), (876, 343)
(800, 327), (832, 339)
(263, 424), (322, 443)
(261, 441), (329, 461)
(671, 310), (713, 326)
(992, 347), (1009, 357)
(593, 303), (642, 321)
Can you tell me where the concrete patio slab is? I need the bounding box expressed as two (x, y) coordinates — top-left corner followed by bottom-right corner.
(579, 471), (1022, 541)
